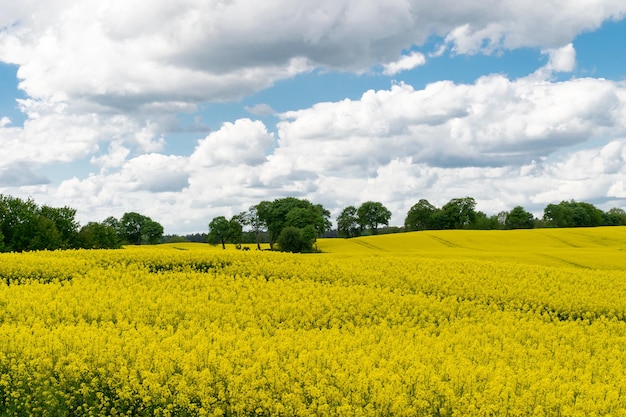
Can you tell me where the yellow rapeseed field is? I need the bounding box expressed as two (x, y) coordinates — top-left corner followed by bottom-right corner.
(1, 227), (626, 416)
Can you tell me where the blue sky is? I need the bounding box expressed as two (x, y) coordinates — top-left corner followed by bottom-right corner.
(1, 1), (625, 234)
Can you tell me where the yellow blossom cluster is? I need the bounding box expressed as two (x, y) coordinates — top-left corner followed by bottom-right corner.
(1, 229), (626, 416)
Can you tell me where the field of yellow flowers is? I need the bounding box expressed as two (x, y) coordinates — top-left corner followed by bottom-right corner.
(2, 227), (626, 416)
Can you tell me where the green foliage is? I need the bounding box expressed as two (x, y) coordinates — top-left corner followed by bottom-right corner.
(404, 199), (437, 231)
(77, 222), (121, 249)
(357, 201), (392, 235)
(505, 206), (535, 229)
(118, 212), (164, 245)
(603, 208), (626, 226)
(543, 200), (604, 228)
(337, 206), (360, 238)
(208, 216), (232, 249)
(276, 226), (316, 253)
(256, 197), (330, 249)
(441, 197), (477, 229)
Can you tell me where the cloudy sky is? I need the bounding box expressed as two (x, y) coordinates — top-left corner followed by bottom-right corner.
(1, 1), (626, 234)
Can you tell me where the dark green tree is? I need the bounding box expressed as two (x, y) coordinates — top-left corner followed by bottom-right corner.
(118, 212), (164, 245)
(119, 212), (145, 244)
(470, 211), (500, 230)
(0, 195), (38, 252)
(229, 216), (243, 246)
(404, 199), (437, 231)
(77, 222), (121, 249)
(256, 197), (330, 249)
(337, 205), (360, 237)
(143, 220), (164, 245)
(440, 197), (477, 229)
(357, 201), (392, 235)
(603, 207), (626, 226)
(505, 206), (535, 229)
(39, 205), (80, 248)
(208, 216), (232, 249)
(276, 226), (316, 253)
(543, 200), (603, 228)
(26, 215), (63, 251)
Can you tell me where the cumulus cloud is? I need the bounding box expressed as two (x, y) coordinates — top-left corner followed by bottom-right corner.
(2, 0), (625, 109)
(383, 52), (426, 75)
(2, 1), (626, 233)
(274, 75), (626, 175)
(189, 119), (274, 168)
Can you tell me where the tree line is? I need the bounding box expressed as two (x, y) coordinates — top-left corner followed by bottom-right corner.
(3, 192), (625, 253)
(208, 196), (626, 253)
(0, 194), (164, 252)
(399, 197), (626, 233)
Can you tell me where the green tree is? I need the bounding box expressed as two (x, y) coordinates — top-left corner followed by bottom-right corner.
(118, 212), (164, 245)
(0, 195), (38, 252)
(404, 199), (437, 231)
(40, 205), (80, 248)
(143, 220), (164, 245)
(543, 200), (603, 228)
(119, 212), (145, 244)
(229, 216), (243, 246)
(505, 206), (535, 229)
(26, 215), (63, 251)
(276, 226), (316, 253)
(237, 205), (264, 250)
(603, 207), (626, 226)
(356, 201), (392, 235)
(257, 197), (330, 249)
(440, 197), (477, 229)
(470, 211), (500, 230)
(77, 222), (121, 249)
(337, 206), (360, 238)
(208, 216), (232, 249)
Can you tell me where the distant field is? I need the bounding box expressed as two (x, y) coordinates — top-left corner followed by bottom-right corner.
(318, 226), (626, 269)
(1, 227), (626, 416)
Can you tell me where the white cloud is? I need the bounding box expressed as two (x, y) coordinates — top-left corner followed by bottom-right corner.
(2, 0), (625, 110)
(274, 75), (626, 176)
(189, 119), (274, 168)
(2, 1), (626, 233)
(544, 43), (577, 73)
(383, 52), (426, 75)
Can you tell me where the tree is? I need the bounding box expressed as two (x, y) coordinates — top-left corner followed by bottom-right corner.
(470, 211), (500, 230)
(337, 206), (360, 237)
(604, 207), (626, 226)
(404, 199), (437, 231)
(237, 205), (264, 250)
(228, 216), (243, 246)
(26, 215), (63, 251)
(77, 222), (121, 249)
(118, 212), (164, 245)
(440, 197), (476, 229)
(0, 195), (38, 252)
(505, 206), (534, 229)
(543, 200), (603, 228)
(208, 216), (232, 249)
(39, 205), (80, 248)
(119, 212), (145, 244)
(256, 197), (330, 250)
(143, 220), (164, 245)
(276, 226), (306, 253)
(357, 201), (392, 235)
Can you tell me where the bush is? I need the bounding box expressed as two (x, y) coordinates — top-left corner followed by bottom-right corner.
(276, 227), (312, 253)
